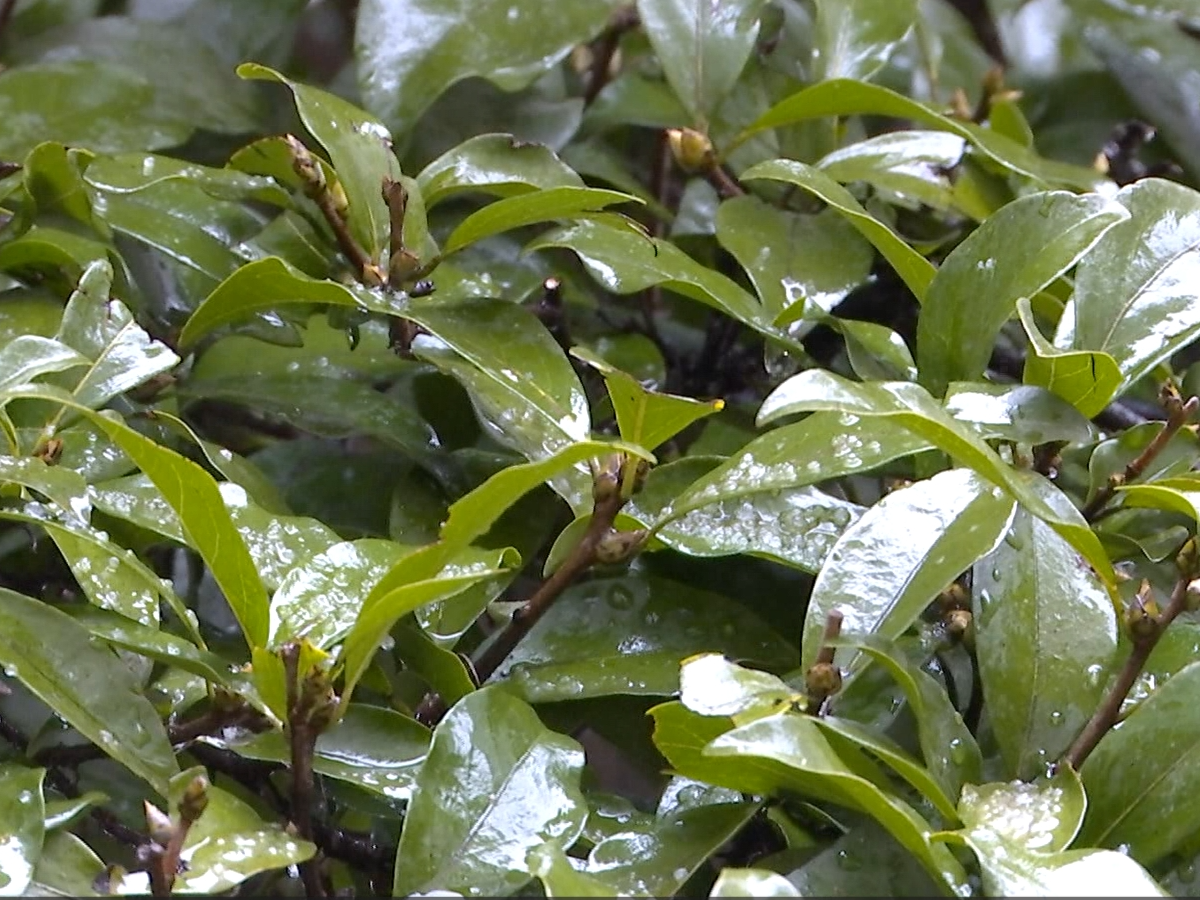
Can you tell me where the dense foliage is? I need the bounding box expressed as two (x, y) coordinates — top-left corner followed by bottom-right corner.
(4, 0), (1200, 896)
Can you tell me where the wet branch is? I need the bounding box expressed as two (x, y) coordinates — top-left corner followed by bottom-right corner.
(583, 4), (640, 105)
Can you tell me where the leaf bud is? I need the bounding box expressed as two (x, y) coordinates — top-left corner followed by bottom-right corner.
(1125, 579), (1160, 640)
(666, 127), (714, 173)
(285, 134), (325, 196)
(804, 661), (842, 704)
(944, 608), (974, 649)
(143, 800), (173, 845)
(1178, 536), (1200, 579)
(592, 453), (623, 503)
(388, 248), (422, 286)
(594, 528), (646, 565)
(179, 774), (210, 824)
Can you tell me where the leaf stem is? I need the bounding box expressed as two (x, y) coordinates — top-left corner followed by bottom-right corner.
(583, 4), (640, 106)
(282, 643), (330, 899)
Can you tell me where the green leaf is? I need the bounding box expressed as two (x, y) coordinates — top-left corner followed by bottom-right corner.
(0, 454), (89, 522)
(757, 369), (1116, 593)
(21, 141), (96, 226)
(443, 186), (640, 255)
(817, 130), (966, 212)
(417, 133), (584, 207)
(1079, 660), (1200, 865)
(0, 764), (46, 897)
(638, 0), (768, 125)
(0, 589), (178, 796)
(394, 687), (587, 896)
(168, 767), (316, 893)
(916, 191), (1128, 395)
(355, 0), (620, 140)
(0, 61), (187, 160)
(942, 381), (1097, 446)
(0, 226), (109, 277)
(710, 868), (801, 897)
(529, 841), (620, 897)
(814, 0), (916, 81)
(834, 634), (981, 812)
(715, 195), (874, 327)
(0, 336), (86, 393)
(200, 704), (429, 801)
(1118, 475), (1200, 526)
(1071, 178), (1200, 390)
(1017, 297), (1122, 418)
(678, 653), (798, 721)
(972, 509), (1118, 779)
(571, 346), (723, 451)
(29, 831), (104, 896)
(804, 467), (1015, 671)
(238, 63), (401, 260)
(491, 574), (796, 702)
(740, 159), (937, 303)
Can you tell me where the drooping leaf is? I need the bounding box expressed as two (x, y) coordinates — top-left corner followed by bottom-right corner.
(393, 687), (587, 896)
(417, 133), (584, 207)
(972, 510), (1118, 779)
(916, 191), (1128, 395)
(1017, 297), (1122, 417)
(0, 589), (178, 796)
(942, 381), (1096, 446)
(814, 0), (916, 82)
(637, 0), (768, 125)
(0, 764), (46, 897)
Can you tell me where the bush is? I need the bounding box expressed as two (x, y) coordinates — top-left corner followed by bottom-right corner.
(0, 0), (1198, 896)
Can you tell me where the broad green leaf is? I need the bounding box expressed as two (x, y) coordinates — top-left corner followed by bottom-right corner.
(53, 260), (180, 411)
(394, 687), (587, 896)
(678, 653), (798, 721)
(0, 764), (46, 897)
(638, 0), (768, 125)
(757, 369), (1116, 592)
(83, 151), (290, 206)
(571, 346), (723, 451)
(491, 574), (795, 702)
(200, 704), (429, 801)
(817, 130), (966, 212)
(815, 0), (916, 81)
(1079, 661), (1200, 865)
(740, 159), (937, 302)
(0, 226), (109, 277)
(528, 219), (773, 337)
(804, 468), (1015, 671)
(238, 63), (401, 260)
(1072, 179), (1200, 389)
(443, 186), (640, 255)
(972, 510), (1118, 779)
(710, 868), (801, 897)
(529, 841), (620, 897)
(0, 60), (187, 159)
(0, 336), (86, 393)
(5, 384), (268, 647)
(585, 801), (762, 896)
(942, 381), (1096, 446)
(917, 191), (1128, 395)
(355, 0), (620, 140)
(1119, 475), (1200, 526)
(394, 618), (477, 706)
(168, 768), (316, 893)
(0, 589), (177, 795)
(959, 769), (1086, 855)
(21, 141), (95, 227)
(29, 831), (104, 897)
(787, 819), (944, 896)
(417, 133), (584, 207)
(834, 634), (981, 810)
(715, 196), (873, 327)
(0, 455), (89, 522)
(1017, 297), (1122, 417)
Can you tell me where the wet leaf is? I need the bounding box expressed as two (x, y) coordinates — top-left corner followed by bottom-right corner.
(814, 0), (916, 81)
(394, 687), (587, 896)
(1017, 297), (1122, 417)
(972, 509), (1118, 779)
(638, 0), (768, 125)
(356, 0), (619, 141)
(529, 841), (620, 897)
(817, 130), (966, 212)
(29, 830), (104, 897)
(417, 133), (583, 207)
(757, 369), (1116, 592)
(916, 191), (1128, 395)
(942, 381), (1096, 445)
(804, 468), (1014, 672)
(741, 159), (937, 302)
(0, 588), (178, 795)
(0, 336), (86, 393)
(678, 653), (797, 721)
(1119, 474), (1200, 526)
(238, 63), (401, 260)
(491, 574), (795, 702)
(0, 764), (46, 897)
(710, 868), (801, 897)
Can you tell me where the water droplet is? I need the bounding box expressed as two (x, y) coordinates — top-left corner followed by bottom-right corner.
(837, 849), (862, 871)
(949, 738), (969, 765)
(1048, 710), (1064, 726)
(1004, 531), (1026, 551)
(1086, 663), (1104, 688)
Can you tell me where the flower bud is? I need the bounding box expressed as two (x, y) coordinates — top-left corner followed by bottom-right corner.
(805, 662), (842, 703)
(666, 127), (714, 173)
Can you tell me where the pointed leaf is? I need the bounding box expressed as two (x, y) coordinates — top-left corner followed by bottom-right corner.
(1017, 297), (1122, 417)
(0, 336), (86, 392)
(0, 589), (177, 795)
(0, 764), (45, 897)
(972, 510), (1119, 779)
(817, 130), (966, 212)
(943, 381), (1097, 446)
(815, 0), (916, 81)
(417, 133), (584, 207)
(917, 191), (1128, 394)
(394, 687), (587, 896)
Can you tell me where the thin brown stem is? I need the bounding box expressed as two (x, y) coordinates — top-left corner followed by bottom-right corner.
(1083, 395), (1199, 521)
(0, 0), (16, 45)
(583, 5), (640, 105)
(1063, 574), (1192, 771)
(805, 611), (844, 714)
(283, 644), (327, 899)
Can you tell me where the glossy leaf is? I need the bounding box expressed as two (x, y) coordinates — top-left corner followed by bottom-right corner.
(394, 687), (587, 896)
(417, 133), (583, 207)
(638, 0), (768, 125)
(814, 0), (916, 81)
(443, 186), (640, 254)
(1079, 661), (1200, 865)
(0, 588), (177, 795)
(817, 130), (966, 212)
(1017, 297), (1122, 417)
(491, 574), (795, 702)
(1119, 475), (1200, 525)
(356, 0), (620, 140)
(916, 191), (1128, 395)
(972, 509), (1118, 779)
(0, 764), (46, 897)
(757, 369), (1116, 592)
(805, 468), (1014, 671)
(942, 381), (1096, 446)
(529, 841), (620, 897)
(740, 159), (937, 302)
(0, 335), (86, 393)
(710, 868), (801, 897)
(678, 653), (797, 721)
(1072, 178), (1200, 390)
(238, 63), (401, 260)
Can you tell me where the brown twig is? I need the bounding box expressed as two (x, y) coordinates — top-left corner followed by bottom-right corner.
(0, 0), (16, 45)
(1063, 573), (1193, 771)
(1082, 393), (1199, 521)
(583, 5), (640, 105)
(805, 610), (844, 714)
(145, 774), (209, 896)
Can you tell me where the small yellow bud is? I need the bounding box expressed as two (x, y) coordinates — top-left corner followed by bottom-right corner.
(805, 662), (842, 706)
(666, 127), (714, 173)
